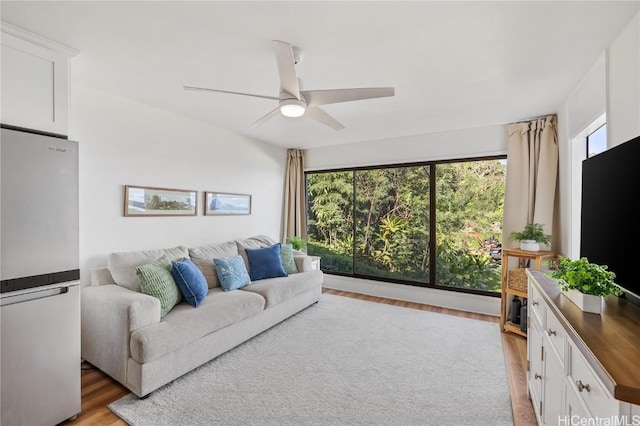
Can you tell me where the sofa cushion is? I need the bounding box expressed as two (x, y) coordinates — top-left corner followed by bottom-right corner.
(129, 288), (266, 363)
(188, 242), (239, 288)
(280, 243), (298, 274)
(241, 270), (323, 308)
(236, 235), (277, 274)
(136, 256), (182, 317)
(108, 246), (189, 292)
(214, 255), (251, 291)
(245, 243), (287, 281)
(171, 258), (208, 307)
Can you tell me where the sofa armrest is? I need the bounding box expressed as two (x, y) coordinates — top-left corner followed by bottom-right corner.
(294, 254), (313, 272)
(81, 285), (160, 386)
(91, 266), (116, 286)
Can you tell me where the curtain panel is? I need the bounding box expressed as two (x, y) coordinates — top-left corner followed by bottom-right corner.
(282, 149), (307, 243)
(503, 115), (558, 250)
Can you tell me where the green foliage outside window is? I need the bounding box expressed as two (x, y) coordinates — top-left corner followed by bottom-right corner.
(306, 159), (506, 293)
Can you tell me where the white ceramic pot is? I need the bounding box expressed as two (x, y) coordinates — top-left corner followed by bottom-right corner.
(564, 288), (602, 314)
(520, 240), (540, 252)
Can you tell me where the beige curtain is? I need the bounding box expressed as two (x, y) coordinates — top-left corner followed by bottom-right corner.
(282, 149), (307, 243)
(503, 115), (558, 250)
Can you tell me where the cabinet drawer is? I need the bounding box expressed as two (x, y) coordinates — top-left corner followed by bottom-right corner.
(528, 281), (546, 328)
(568, 342), (618, 419)
(544, 310), (566, 365)
(566, 377), (593, 421)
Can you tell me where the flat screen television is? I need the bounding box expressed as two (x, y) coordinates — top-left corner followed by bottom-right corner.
(580, 134), (640, 307)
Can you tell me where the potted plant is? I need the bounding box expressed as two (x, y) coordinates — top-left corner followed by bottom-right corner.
(547, 256), (622, 314)
(509, 223), (551, 252)
(286, 236), (307, 252)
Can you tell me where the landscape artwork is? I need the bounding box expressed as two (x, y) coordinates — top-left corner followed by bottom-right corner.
(124, 185), (197, 216)
(205, 192), (251, 215)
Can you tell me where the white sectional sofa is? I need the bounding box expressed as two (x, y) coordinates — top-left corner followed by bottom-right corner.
(81, 235), (323, 397)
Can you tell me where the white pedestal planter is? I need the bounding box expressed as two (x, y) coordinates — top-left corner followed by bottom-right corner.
(564, 288), (603, 314)
(520, 240), (540, 252)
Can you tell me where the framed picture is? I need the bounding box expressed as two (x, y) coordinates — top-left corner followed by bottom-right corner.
(204, 192), (251, 215)
(124, 185), (198, 217)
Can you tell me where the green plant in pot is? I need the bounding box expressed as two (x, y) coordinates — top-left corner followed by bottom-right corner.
(286, 236), (307, 251)
(547, 256), (622, 314)
(509, 223), (551, 252)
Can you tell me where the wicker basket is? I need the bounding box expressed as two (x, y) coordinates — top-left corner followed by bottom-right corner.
(507, 268), (528, 292)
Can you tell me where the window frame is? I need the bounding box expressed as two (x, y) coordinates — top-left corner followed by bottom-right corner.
(569, 113), (606, 259)
(305, 154), (506, 298)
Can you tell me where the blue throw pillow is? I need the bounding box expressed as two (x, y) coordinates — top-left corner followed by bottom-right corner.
(171, 258), (208, 307)
(214, 255), (251, 291)
(245, 243), (288, 281)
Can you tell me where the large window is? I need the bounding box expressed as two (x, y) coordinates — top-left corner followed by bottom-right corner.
(306, 157), (506, 295)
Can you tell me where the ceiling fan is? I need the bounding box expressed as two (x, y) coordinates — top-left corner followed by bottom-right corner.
(183, 40), (395, 130)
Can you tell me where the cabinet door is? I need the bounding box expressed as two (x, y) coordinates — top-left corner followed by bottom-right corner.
(1, 31), (69, 135)
(528, 318), (544, 421)
(542, 347), (564, 426)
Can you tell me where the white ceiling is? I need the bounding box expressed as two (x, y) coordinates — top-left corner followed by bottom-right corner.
(1, 1), (638, 149)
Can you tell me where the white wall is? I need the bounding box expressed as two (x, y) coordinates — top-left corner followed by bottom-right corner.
(556, 54), (607, 259)
(306, 125), (507, 170)
(69, 86), (287, 285)
(607, 13), (640, 148)
(565, 54), (607, 140)
(556, 12), (640, 259)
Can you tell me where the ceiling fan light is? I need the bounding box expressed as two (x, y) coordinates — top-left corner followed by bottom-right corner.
(280, 99), (306, 117)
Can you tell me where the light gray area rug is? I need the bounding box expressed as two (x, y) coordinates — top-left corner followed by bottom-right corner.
(109, 294), (513, 426)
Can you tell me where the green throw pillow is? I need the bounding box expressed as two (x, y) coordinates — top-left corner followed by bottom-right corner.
(280, 243), (298, 274)
(136, 256), (182, 317)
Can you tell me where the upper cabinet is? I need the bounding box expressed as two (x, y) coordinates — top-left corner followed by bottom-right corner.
(1, 22), (78, 136)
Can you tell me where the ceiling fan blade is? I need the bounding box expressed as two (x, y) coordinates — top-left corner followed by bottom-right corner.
(249, 106), (282, 128)
(272, 40), (301, 100)
(305, 107), (345, 131)
(303, 87), (395, 107)
(183, 86), (279, 101)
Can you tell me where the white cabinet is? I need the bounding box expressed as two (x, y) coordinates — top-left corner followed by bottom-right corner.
(542, 346), (564, 425)
(528, 314), (544, 419)
(1, 22), (77, 135)
(632, 404), (640, 419)
(527, 269), (640, 425)
(566, 379), (592, 421)
(527, 280), (565, 425)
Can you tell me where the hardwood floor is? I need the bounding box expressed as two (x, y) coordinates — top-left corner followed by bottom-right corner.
(63, 288), (535, 426)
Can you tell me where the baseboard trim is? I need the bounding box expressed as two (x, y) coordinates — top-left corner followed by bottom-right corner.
(322, 275), (500, 316)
